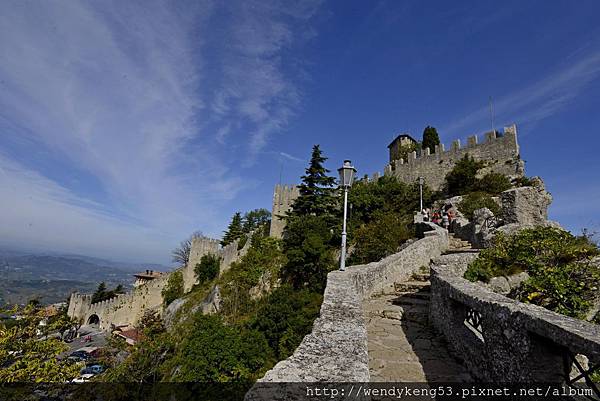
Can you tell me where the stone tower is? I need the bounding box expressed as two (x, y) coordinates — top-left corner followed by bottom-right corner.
(269, 184), (300, 239)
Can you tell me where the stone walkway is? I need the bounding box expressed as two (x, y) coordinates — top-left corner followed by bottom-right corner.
(365, 264), (472, 382)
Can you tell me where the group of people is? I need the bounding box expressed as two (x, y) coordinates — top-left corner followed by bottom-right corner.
(421, 205), (456, 230)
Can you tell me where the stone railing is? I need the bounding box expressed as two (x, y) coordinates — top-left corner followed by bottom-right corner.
(430, 255), (600, 393)
(254, 223), (448, 383)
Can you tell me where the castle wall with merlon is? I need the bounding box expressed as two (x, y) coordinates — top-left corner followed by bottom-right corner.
(384, 124), (523, 191)
(269, 184), (299, 239)
(68, 234), (251, 329)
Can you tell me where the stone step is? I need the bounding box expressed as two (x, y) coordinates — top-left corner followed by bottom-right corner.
(394, 281), (430, 292)
(392, 295), (430, 306)
(411, 273), (430, 282)
(395, 291), (431, 300)
(443, 249), (481, 255)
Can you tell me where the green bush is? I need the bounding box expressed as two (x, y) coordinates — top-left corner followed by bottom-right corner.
(249, 285), (322, 360)
(194, 254), (221, 285)
(476, 172), (512, 195)
(513, 175), (536, 187)
(445, 154), (485, 196)
(348, 211), (412, 265)
(220, 235), (286, 321)
(164, 314), (273, 382)
(464, 227), (600, 318)
(161, 270), (184, 306)
(458, 192), (501, 220)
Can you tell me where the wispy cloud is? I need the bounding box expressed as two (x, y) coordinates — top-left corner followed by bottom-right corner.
(278, 152), (305, 163)
(0, 0), (322, 262)
(207, 1), (322, 160)
(442, 47), (600, 135)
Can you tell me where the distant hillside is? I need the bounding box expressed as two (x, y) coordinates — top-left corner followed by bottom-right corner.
(0, 251), (170, 306)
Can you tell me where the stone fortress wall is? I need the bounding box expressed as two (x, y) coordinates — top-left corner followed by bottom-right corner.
(250, 223), (600, 388)
(68, 234), (251, 330)
(269, 184), (299, 239)
(383, 124), (524, 191)
(248, 223), (449, 386)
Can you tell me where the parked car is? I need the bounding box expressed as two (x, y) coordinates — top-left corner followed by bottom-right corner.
(80, 364), (104, 375)
(71, 373), (94, 383)
(68, 351), (89, 361)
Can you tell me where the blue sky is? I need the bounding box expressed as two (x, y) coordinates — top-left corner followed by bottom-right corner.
(1, 0), (599, 264)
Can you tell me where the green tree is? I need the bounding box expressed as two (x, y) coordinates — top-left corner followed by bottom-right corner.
(282, 215), (335, 292)
(458, 192), (501, 220)
(163, 314), (273, 382)
(221, 212), (244, 246)
(137, 310), (165, 338)
(242, 209), (271, 233)
(249, 285), (322, 360)
(422, 126), (441, 153)
(0, 304), (80, 382)
(444, 154), (486, 196)
(475, 172), (512, 195)
(161, 271), (184, 306)
(194, 254), (221, 285)
(348, 211), (412, 265)
(288, 145), (337, 218)
(91, 282), (108, 304)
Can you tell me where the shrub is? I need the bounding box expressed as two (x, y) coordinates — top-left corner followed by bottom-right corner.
(194, 254), (221, 285)
(458, 192), (501, 220)
(348, 211), (412, 265)
(513, 176), (536, 187)
(476, 172), (512, 195)
(161, 271), (184, 306)
(163, 314), (273, 382)
(464, 227), (600, 318)
(249, 285), (322, 360)
(220, 236), (286, 320)
(445, 154), (485, 196)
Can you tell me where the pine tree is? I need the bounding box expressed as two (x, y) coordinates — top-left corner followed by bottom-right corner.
(422, 126), (441, 153)
(289, 145), (337, 218)
(91, 282), (107, 304)
(221, 212), (244, 246)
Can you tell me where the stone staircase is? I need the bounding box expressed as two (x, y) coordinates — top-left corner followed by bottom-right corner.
(364, 266), (472, 382)
(445, 233), (479, 254)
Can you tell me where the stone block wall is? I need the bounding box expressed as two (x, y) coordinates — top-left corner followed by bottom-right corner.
(68, 272), (171, 331)
(430, 255), (600, 383)
(269, 184), (299, 239)
(69, 233), (252, 329)
(384, 125), (523, 191)
(251, 223), (448, 384)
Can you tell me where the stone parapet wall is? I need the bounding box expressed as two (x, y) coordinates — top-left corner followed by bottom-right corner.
(68, 271), (172, 330)
(430, 255), (600, 383)
(254, 223), (448, 383)
(384, 125), (523, 191)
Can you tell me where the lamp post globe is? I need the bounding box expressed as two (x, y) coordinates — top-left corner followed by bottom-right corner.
(338, 160), (356, 271)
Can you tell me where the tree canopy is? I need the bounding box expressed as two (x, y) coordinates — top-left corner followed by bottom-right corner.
(221, 212), (244, 247)
(288, 145), (337, 218)
(422, 126), (441, 153)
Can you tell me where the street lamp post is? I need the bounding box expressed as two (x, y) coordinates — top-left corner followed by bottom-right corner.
(418, 177), (424, 213)
(338, 160), (356, 271)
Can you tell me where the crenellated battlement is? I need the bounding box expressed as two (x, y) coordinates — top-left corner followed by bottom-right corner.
(384, 124), (523, 191)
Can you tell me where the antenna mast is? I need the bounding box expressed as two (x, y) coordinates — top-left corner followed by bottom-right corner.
(489, 96), (495, 134)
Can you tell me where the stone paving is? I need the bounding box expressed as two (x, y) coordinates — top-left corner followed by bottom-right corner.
(365, 266), (472, 382)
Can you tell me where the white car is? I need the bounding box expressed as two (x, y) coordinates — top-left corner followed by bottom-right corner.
(71, 373), (94, 383)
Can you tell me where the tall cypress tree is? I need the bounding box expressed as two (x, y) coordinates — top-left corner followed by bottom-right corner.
(289, 145), (337, 218)
(422, 126), (441, 153)
(221, 212), (244, 246)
